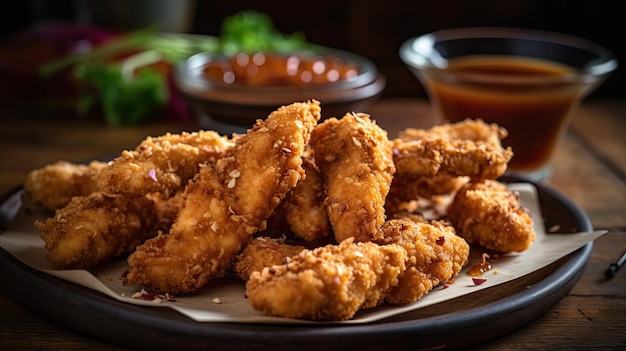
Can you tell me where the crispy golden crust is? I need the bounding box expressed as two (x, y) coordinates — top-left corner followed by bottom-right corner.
(310, 113), (395, 242)
(145, 191), (184, 234)
(36, 192), (158, 269)
(97, 130), (235, 198)
(259, 155), (330, 241)
(285, 156), (330, 241)
(246, 239), (407, 321)
(393, 119), (513, 179)
(123, 101), (320, 295)
(24, 160), (107, 210)
(373, 215), (470, 304)
(231, 237), (306, 281)
(446, 179), (536, 253)
(385, 175), (469, 216)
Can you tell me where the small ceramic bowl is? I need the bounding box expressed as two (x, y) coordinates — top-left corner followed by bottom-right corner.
(173, 46), (386, 133)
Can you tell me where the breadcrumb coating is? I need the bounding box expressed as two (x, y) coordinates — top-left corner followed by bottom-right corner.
(246, 239), (407, 321)
(24, 160), (107, 210)
(97, 130), (235, 198)
(310, 112), (395, 242)
(231, 236), (306, 281)
(36, 192), (158, 269)
(123, 101), (320, 294)
(393, 119), (513, 179)
(374, 215), (470, 304)
(446, 179), (536, 253)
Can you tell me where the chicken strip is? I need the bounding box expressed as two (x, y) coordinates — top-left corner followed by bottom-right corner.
(97, 130), (234, 198)
(385, 174), (469, 217)
(230, 236), (306, 281)
(24, 160), (107, 211)
(256, 154), (329, 242)
(36, 192), (158, 269)
(309, 112), (395, 242)
(123, 100), (320, 295)
(373, 214), (470, 304)
(393, 119), (513, 179)
(146, 190), (184, 234)
(285, 155), (330, 241)
(246, 238), (408, 321)
(446, 179), (536, 253)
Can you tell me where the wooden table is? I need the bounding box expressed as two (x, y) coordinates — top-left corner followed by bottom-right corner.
(1, 98), (624, 350)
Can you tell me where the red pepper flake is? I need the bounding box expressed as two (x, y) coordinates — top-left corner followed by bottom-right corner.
(472, 277), (487, 285)
(141, 291), (159, 300)
(436, 236), (445, 246)
(441, 284), (450, 290)
(131, 288), (176, 302)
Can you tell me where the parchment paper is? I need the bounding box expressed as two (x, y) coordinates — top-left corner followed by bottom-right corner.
(0, 183), (606, 324)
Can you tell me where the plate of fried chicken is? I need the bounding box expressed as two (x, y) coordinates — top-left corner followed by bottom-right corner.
(0, 100), (598, 350)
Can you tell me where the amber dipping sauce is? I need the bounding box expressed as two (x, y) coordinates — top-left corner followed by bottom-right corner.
(425, 56), (583, 172)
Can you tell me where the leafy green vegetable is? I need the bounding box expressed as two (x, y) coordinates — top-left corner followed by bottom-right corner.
(74, 63), (168, 126)
(38, 10), (310, 126)
(218, 10), (309, 55)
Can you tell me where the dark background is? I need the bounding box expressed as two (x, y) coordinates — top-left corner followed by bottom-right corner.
(1, 0), (623, 99)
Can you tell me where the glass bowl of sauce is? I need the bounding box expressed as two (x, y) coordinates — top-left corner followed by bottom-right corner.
(174, 47), (385, 133)
(400, 27), (617, 180)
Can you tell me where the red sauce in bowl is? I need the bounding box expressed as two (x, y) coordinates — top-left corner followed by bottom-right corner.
(202, 52), (360, 87)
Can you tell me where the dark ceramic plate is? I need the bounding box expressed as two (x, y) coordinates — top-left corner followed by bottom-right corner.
(0, 174), (593, 350)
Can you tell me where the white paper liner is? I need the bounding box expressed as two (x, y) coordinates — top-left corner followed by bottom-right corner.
(0, 183), (607, 324)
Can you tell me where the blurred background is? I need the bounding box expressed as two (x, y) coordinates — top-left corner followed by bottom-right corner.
(1, 0), (623, 100)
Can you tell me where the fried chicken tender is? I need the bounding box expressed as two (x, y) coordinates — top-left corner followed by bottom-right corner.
(123, 100), (320, 295)
(309, 112), (395, 242)
(446, 179), (536, 253)
(246, 238), (408, 321)
(146, 190), (184, 234)
(231, 237), (306, 281)
(24, 160), (107, 210)
(373, 214), (470, 304)
(285, 156), (330, 241)
(97, 130), (234, 198)
(385, 175), (469, 217)
(36, 192), (158, 269)
(259, 154), (330, 241)
(393, 119), (513, 179)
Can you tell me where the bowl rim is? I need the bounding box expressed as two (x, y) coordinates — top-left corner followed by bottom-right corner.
(175, 45), (381, 95)
(399, 26), (618, 85)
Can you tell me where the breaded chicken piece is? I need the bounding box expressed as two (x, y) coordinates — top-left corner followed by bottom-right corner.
(285, 156), (330, 241)
(373, 214), (470, 304)
(446, 179), (536, 253)
(145, 190), (184, 234)
(36, 192), (158, 269)
(24, 160), (107, 210)
(385, 175), (469, 217)
(123, 101), (320, 295)
(393, 119), (513, 179)
(259, 154), (330, 241)
(97, 130), (234, 198)
(246, 238), (408, 321)
(309, 112), (395, 242)
(231, 236), (306, 281)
